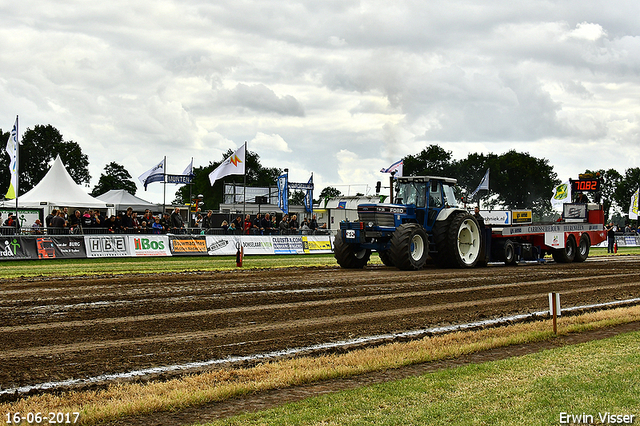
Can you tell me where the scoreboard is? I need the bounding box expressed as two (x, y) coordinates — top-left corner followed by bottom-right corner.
(571, 179), (599, 192)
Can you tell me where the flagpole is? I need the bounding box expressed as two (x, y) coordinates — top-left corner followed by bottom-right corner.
(243, 141), (247, 225)
(14, 115), (19, 234)
(188, 157), (193, 227)
(162, 155), (167, 215)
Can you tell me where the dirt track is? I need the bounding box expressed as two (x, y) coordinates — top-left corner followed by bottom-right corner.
(1, 256), (640, 401)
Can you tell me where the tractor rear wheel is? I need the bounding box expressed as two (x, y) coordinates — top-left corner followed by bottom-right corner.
(433, 212), (481, 268)
(334, 232), (371, 269)
(389, 223), (429, 270)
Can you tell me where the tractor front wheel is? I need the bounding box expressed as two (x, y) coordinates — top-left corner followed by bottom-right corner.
(389, 224), (429, 270)
(334, 232), (371, 269)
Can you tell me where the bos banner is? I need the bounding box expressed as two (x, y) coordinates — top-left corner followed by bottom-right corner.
(129, 236), (171, 256)
(0, 234), (334, 260)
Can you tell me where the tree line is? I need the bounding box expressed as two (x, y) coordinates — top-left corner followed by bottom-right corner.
(1, 124), (638, 222)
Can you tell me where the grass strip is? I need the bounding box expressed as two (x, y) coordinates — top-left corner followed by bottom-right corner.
(0, 254), (343, 279)
(2, 306), (639, 425)
(212, 328), (640, 426)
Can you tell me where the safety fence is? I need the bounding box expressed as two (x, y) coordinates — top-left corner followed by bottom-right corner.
(0, 234), (335, 261)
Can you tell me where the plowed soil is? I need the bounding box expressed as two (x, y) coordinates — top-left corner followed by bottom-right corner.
(2, 256), (640, 423)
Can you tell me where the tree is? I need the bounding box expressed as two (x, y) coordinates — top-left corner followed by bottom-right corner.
(91, 162), (137, 196)
(403, 145), (458, 177)
(0, 124), (91, 196)
(318, 186), (341, 199)
(173, 149), (282, 210)
(405, 145), (559, 218)
(583, 168), (621, 222)
(289, 190), (305, 206)
(613, 167), (640, 220)
(483, 150), (558, 217)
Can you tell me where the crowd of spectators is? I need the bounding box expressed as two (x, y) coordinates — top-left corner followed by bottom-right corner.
(1, 207), (327, 236)
(197, 211), (327, 236)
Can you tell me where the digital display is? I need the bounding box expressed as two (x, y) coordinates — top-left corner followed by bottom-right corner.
(572, 179), (600, 192)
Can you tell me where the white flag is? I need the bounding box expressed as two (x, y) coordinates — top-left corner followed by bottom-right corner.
(470, 168), (490, 198)
(182, 158), (194, 176)
(630, 189), (639, 220)
(209, 144), (246, 185)
(138, 158), (165, 190)
(4, 117), (18, 199)
(550, 180), (571, 210)
(380, 159), (403, 177)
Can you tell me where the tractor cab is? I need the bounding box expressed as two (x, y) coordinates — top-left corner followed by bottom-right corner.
(393, 176), (459, 230)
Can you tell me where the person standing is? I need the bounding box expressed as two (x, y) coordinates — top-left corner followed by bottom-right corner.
(279, 214), (289, 235)
(260, 213), (272, 235)
(170, 207), (185, 233)
(309, 214), (318, 234)
(69, 210), (82, 234)
(243, 214), (252, 235)
(606, 222), (616, 253)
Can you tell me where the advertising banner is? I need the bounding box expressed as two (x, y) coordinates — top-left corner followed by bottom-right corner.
(169, 236), (208, 256)
(480, 210), (511, 226)
(240, 236), (274, 255)
(205, 236), (240, 256)
(272, 236), (304, 254)
(0, 237), (36, 260)
(302, 236), (333, 253)
(35, 237), (86, 259)
(128, 235), (171, 256)
(85, 235), (130, 257)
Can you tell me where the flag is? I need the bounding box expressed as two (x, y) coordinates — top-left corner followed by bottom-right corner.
(304, 174), (313, 213)
(277, 173), (288, 214)
(381, 159), (403, 177)
(182, 158), (194, 177)
(209, 144), (246, 185)
(138, 158), (165, 190)
(630, 189), (639, 220)
(5, 117), (19, 199)
(470, 168), (490, 198)
(551, 180), (571, 210)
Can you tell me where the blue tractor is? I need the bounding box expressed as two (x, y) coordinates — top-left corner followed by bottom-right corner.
(334, 176), (484, 270)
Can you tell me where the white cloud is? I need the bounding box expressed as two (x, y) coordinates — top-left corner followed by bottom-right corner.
(569, 22), (606, 41)
(1, 1), (640, 204)
(250, 132), (292, 153)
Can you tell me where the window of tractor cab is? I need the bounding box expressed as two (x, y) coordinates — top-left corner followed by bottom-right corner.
(442, 183), (459, 208)
(395, 181), (426, 207)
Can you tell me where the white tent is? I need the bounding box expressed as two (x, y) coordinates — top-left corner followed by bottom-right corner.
(95, 189), (160, 213)
(0, 155), (109, 212)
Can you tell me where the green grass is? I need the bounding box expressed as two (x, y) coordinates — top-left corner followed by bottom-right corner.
(203, 331), (640, 426)
(0, 254), (342, 278)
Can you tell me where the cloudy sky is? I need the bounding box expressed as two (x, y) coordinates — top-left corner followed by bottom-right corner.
(1, 1), (640, 204)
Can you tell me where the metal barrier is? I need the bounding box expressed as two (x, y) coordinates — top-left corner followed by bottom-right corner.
(3, 226), (334, 237)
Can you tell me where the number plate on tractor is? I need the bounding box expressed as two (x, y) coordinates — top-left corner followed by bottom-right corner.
(345, 230), (356, 239)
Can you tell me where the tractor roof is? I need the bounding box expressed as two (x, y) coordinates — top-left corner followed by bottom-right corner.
(396, 176), (457, 185)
